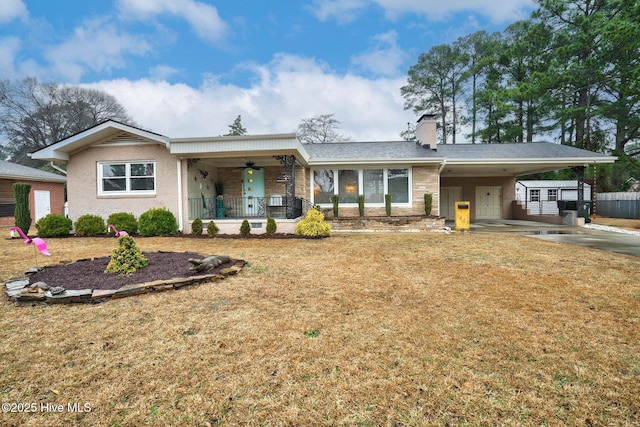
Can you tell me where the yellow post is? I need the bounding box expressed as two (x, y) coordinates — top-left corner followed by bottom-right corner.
(454, 201), (470, 231)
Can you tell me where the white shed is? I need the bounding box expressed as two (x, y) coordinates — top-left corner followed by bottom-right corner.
(516, 180), (592, 215)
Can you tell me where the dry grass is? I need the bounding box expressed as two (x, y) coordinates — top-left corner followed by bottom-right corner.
(1, 229), (639, 426)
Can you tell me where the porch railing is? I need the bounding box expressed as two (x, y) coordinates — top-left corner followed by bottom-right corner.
(188, 196), (309, 220)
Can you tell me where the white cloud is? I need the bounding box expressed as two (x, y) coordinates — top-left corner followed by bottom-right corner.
(87, 53), (414, 142)
(0, 0), (28, 24)
(149, 65), (180, 81)
(351, 31), (410, 76)
(117, 0), (228, 43)
(0, 37), (21, 78)
(310, 0), (535, 23)
(373, 0), (536, 22)
(308, 0), (368, 24)
(45, 19), (152, 82)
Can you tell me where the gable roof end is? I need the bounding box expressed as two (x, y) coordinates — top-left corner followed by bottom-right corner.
(30, 120), (170, 162)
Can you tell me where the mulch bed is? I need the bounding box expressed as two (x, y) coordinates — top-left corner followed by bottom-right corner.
(27, 252), (235, 291)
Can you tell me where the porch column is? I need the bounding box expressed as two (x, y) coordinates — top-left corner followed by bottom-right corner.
(275, 155), (297, 218)
(572, 166), (586, 219)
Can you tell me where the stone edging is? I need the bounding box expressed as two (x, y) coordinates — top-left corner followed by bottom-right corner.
(4, 259), (246, 305)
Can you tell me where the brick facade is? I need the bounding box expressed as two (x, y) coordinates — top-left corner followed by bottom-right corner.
(0, 179), (65, 227)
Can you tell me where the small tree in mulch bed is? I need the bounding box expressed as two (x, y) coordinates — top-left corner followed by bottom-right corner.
(207, 221), (220, 237)
(191, 218), (203, 235)
(240, 219), (251, 236)
(105, 236), (148, 277)
(266, 216), (277, 235)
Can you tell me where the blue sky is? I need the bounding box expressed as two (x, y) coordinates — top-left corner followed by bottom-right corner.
(1, 0), (536, 141)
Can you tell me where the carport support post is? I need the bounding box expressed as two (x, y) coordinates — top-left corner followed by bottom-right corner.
(572, 166), (586, 219)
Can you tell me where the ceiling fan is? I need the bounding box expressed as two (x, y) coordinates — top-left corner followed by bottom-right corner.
(236, 161), (262, 170)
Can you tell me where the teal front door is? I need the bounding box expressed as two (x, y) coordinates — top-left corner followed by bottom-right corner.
(243, 168), (265, 216)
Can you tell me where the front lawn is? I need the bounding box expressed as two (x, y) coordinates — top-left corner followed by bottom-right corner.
(0, 231), (638, 426)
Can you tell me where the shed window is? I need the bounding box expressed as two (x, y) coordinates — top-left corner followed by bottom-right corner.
(530, 189), (540, 202)
(548, 189), (558, 202)
(99, 162), (155, 195)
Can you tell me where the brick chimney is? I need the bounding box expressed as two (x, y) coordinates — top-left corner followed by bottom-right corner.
(415, 114), (437, 150)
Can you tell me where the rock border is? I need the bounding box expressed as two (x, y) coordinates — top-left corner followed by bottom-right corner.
(4, 259), (246, 305)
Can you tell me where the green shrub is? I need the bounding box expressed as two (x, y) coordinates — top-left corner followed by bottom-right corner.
(266, 216), (277, 235)
(13, 183), (32, 235)
(424, 193), (433, 216)
(106, 212), (138, 236)
(332, 195), (340, 218)
(138, 208), (178, 236)
(385, 194), (392, 217)
(358, 194), (365, 217)
(191, 218), (203, 235)
(35, 214), (72, 237)
(105, 235), (148, 277)
(207, 221), (220, 237)
(295, 209), (331, 238)
(74, 214), (105, 236)
(240, 219), (251, 236)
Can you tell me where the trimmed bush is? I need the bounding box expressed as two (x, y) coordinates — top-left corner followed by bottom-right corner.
(295, 209), (331, 238)
(332, 194), (340, 218)
(240, 219), (251, 236)
(207, 221), (220, 237)
(138, 208), (178, 236)
(106, 212), (138, 236)
(385, 194), (392, 217)
(266, 216), (277, 235)
(74, 214), (105, 236)
(358, 194), (365, 217)
(424, 193), (433, 216)
(105, 235), (148, 277)
(35, 214), (73, 238)
(13, 183), (32, 235)
(191, 218), (203, 235)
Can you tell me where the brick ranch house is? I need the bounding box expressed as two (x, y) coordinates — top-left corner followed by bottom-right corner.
(0, 159), (66, 227)
(30, 116), (615, 233)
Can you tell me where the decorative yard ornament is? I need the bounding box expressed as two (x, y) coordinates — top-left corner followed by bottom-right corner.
(9, 226), (51, 256)
(107, 224), (129, 237)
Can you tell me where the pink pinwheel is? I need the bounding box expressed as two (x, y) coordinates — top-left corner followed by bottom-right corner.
(10, 227), (51, 256)
(107, 224), (129, 237)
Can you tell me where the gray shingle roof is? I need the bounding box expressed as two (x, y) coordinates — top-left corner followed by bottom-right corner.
(0, 159), (66, 182)
(437, 142), (609, 160)
(304, 141), (443, 163)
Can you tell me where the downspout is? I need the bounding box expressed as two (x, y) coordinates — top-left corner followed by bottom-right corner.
(50, 161), (67, 175)
(438, 160), (447, 218)
(177, 159), (184, 232)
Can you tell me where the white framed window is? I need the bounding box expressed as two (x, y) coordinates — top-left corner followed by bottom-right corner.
(530, 189), (540, 202)
(98, 161), (156, 195)
(312, 167), (412, 206)
(548, 189), (558, 202)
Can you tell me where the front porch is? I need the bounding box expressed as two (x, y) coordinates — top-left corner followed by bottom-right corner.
(188, 195), (306, 220)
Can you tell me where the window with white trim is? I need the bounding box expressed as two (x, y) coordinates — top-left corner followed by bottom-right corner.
(530, 189), (540, 202)
(312, 168), (411, 205)
(98, 161), (156, 195)
(547, 189), (558, 202)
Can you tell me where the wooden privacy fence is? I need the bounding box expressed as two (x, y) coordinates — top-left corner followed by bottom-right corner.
(595, 192), (640, 219)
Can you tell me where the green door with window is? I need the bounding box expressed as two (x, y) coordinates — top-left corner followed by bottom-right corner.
(243, 168), (265, 216)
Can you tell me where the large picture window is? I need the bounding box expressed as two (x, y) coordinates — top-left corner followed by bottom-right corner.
(313, 170), (334, 204)
(312, 167), (411, 205)
(99, 162), (155, 195)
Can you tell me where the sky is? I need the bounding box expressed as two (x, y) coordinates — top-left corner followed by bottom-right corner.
(0, 0), (536, 142)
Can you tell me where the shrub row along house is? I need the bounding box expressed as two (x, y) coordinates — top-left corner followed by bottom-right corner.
(30, 115), (615, 233)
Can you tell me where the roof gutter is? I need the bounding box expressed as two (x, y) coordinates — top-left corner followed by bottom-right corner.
(50, 161), (67, 175)
(438, 159), (447, 174)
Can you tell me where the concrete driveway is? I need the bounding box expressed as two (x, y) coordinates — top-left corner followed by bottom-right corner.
(465, 220), (640, 258)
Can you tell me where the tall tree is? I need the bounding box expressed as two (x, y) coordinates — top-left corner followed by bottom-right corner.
(401, 44), (468, 144)
(296, 114), (350, 144)
(0, 77), (134, 167)
(458, 31), (502, 144)
(224, 114), (248, 136)
(535, 0), (610, 150)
